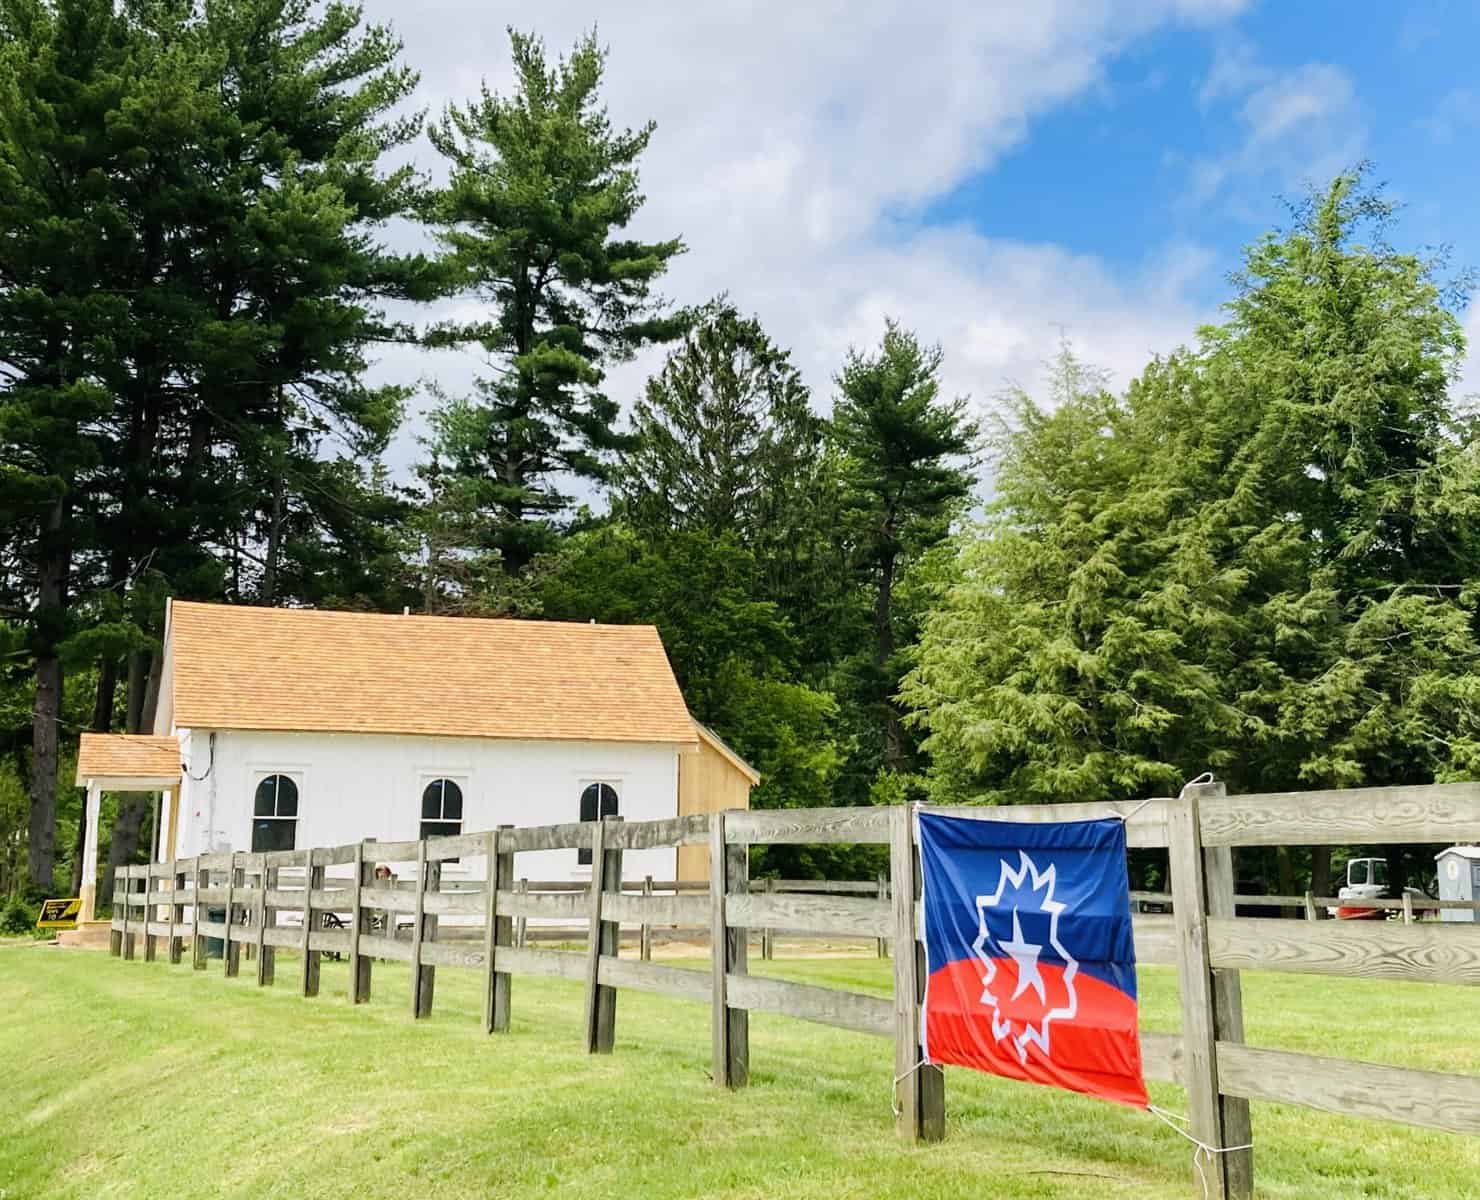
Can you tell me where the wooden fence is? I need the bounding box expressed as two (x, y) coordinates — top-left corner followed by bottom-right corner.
(109, 783), (1480, 1200)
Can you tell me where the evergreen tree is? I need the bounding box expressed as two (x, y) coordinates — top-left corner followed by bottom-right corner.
(423, 28), (683, 572)
(832, 322), (979, 782)
(905, 174), (1480, 893)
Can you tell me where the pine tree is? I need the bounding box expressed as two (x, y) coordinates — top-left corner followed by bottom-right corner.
(832, 322), (979, 781)
(423, 29), (683, 572)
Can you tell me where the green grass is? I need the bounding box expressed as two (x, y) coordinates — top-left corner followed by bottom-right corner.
(1, 944), (1476, 1198)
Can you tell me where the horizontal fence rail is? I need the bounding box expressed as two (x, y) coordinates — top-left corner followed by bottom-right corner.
(104, 785), (1480, 1200)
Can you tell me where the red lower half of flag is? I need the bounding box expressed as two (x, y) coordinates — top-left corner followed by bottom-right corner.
(923, 957), (1148, 1108)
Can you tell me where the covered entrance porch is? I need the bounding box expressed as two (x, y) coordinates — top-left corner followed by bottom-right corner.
(65, 733), (182, 945)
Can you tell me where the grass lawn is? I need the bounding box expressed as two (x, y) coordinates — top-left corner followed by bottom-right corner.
(1, 941), (1476, 1198)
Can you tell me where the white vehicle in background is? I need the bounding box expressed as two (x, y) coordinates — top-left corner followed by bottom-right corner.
(1328, 857), (1433, 920)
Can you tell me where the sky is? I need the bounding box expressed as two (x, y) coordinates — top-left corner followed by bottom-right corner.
(359, 0), (1480, 472)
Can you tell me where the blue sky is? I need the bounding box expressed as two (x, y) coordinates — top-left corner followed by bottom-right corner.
(367, 0), (1480, 469)
(919, 1), (1480, 314)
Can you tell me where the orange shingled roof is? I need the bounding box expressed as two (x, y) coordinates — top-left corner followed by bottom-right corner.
(166, 602), (698, 746)
(76, 733), (182, 784)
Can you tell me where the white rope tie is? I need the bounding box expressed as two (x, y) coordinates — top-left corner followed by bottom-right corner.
(1149, 1105), (1252, 1200)
(890, 1059), (932, 1118)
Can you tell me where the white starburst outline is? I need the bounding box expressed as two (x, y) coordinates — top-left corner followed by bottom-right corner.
(971, 850), (1079, 1063)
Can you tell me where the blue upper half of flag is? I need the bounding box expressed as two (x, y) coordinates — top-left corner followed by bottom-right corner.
(918, 812), (1137, 998)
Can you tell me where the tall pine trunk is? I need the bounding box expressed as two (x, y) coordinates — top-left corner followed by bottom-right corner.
(875, 549), (906, 773)
(27, 495), (69, 894)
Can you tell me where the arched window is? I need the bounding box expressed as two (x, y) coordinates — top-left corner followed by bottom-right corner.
(577, 782), (619, 865)
(421, 778), (464, 841)
(252, 774), (299, 853)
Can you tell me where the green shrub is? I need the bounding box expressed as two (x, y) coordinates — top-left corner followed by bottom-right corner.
(0, 895), (38, 935)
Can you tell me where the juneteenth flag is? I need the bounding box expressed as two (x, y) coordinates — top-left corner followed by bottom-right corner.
(917, 811), (1148, 1109)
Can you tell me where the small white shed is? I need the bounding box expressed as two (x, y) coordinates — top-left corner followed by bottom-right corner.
(1435, 846), (1480, 923)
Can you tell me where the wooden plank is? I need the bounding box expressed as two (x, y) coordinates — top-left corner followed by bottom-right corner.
(498, 822), (590, 853)
(1207, 917), (1480, 985)
(307, 929), (350, 954)
(597, 956), (711, 1002)
(607, 813), (711, 850)
(492, 890), (588, 920)
(409, 841), (429, 1018)
(423, 831), (490, 861)
(769, 879), (882, 895)
(725, 973), (892, 1037)
(260, 927), (299, 950)
(1200, 781), (1480, 847)
(1140, 1031), (1184, 1085)
(195, 920), (229, 939)
(358, 886), (418, 915)
(144, 920), (172, 938)
(726, 892), (890, 939)
(930, 798), (1170, 849)
(603, 891), (708, 926)
(1133, 916), (1179, 966)
(1203, 833), (1253, 1200)
(1216, 1042), (1480, 1136)
(357, 934), (413, 963)
(192, 886), (231, 905)
(498, 946), (587, 982)
(486, 827), (513, 1034)
(724, 807), (891, 846)
(365, 839), (421, 862)
(1168, 785), (1232, 1200)
(196, 852), (235, 870)
(348, 843), (373, 1004)
(421, 942), (486, 969)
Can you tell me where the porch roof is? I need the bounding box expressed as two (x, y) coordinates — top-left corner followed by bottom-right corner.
(75, 733), (182, 788)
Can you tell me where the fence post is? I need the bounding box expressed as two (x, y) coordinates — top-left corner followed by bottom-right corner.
(168, 861), (184, 964)
(891, 804), (944, 1141)
(514, 878), (528, 948)
(224, 854), (242, 978)
(300, 849), (322, 997)
(485, 826), (514, 1033)
(1402, 892), (1414, 925)
(1303, 890), (1317, 922)
(761, 879), (774, 961)
(876, 870), (888, 958)
(121, 868), (137, 960)
(348, 841), (373, 1004)
(256, 860), (275, 986)
(1169, 782), (1250, 1200)
(143, 865), (159, 962)
(640, 875), (654, 962)
(412, 845), (441, 1019)
(709, 811), (750, 1088)
(110, 870), (124, 957)
(583, 816), (622, 1053)
(192, 861), (208, 970)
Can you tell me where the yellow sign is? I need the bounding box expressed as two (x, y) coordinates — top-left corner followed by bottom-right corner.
(37, 897), (81, 929)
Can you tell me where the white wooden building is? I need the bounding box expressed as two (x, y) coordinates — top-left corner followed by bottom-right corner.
(75, 600), (756, 919)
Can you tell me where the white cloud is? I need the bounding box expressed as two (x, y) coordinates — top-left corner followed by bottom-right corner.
(1419, 88), (1480, 144)
(361, 1), (1248, 475)
(1457, 305), (1480, 404)
(1189, 50), (1363, 211)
